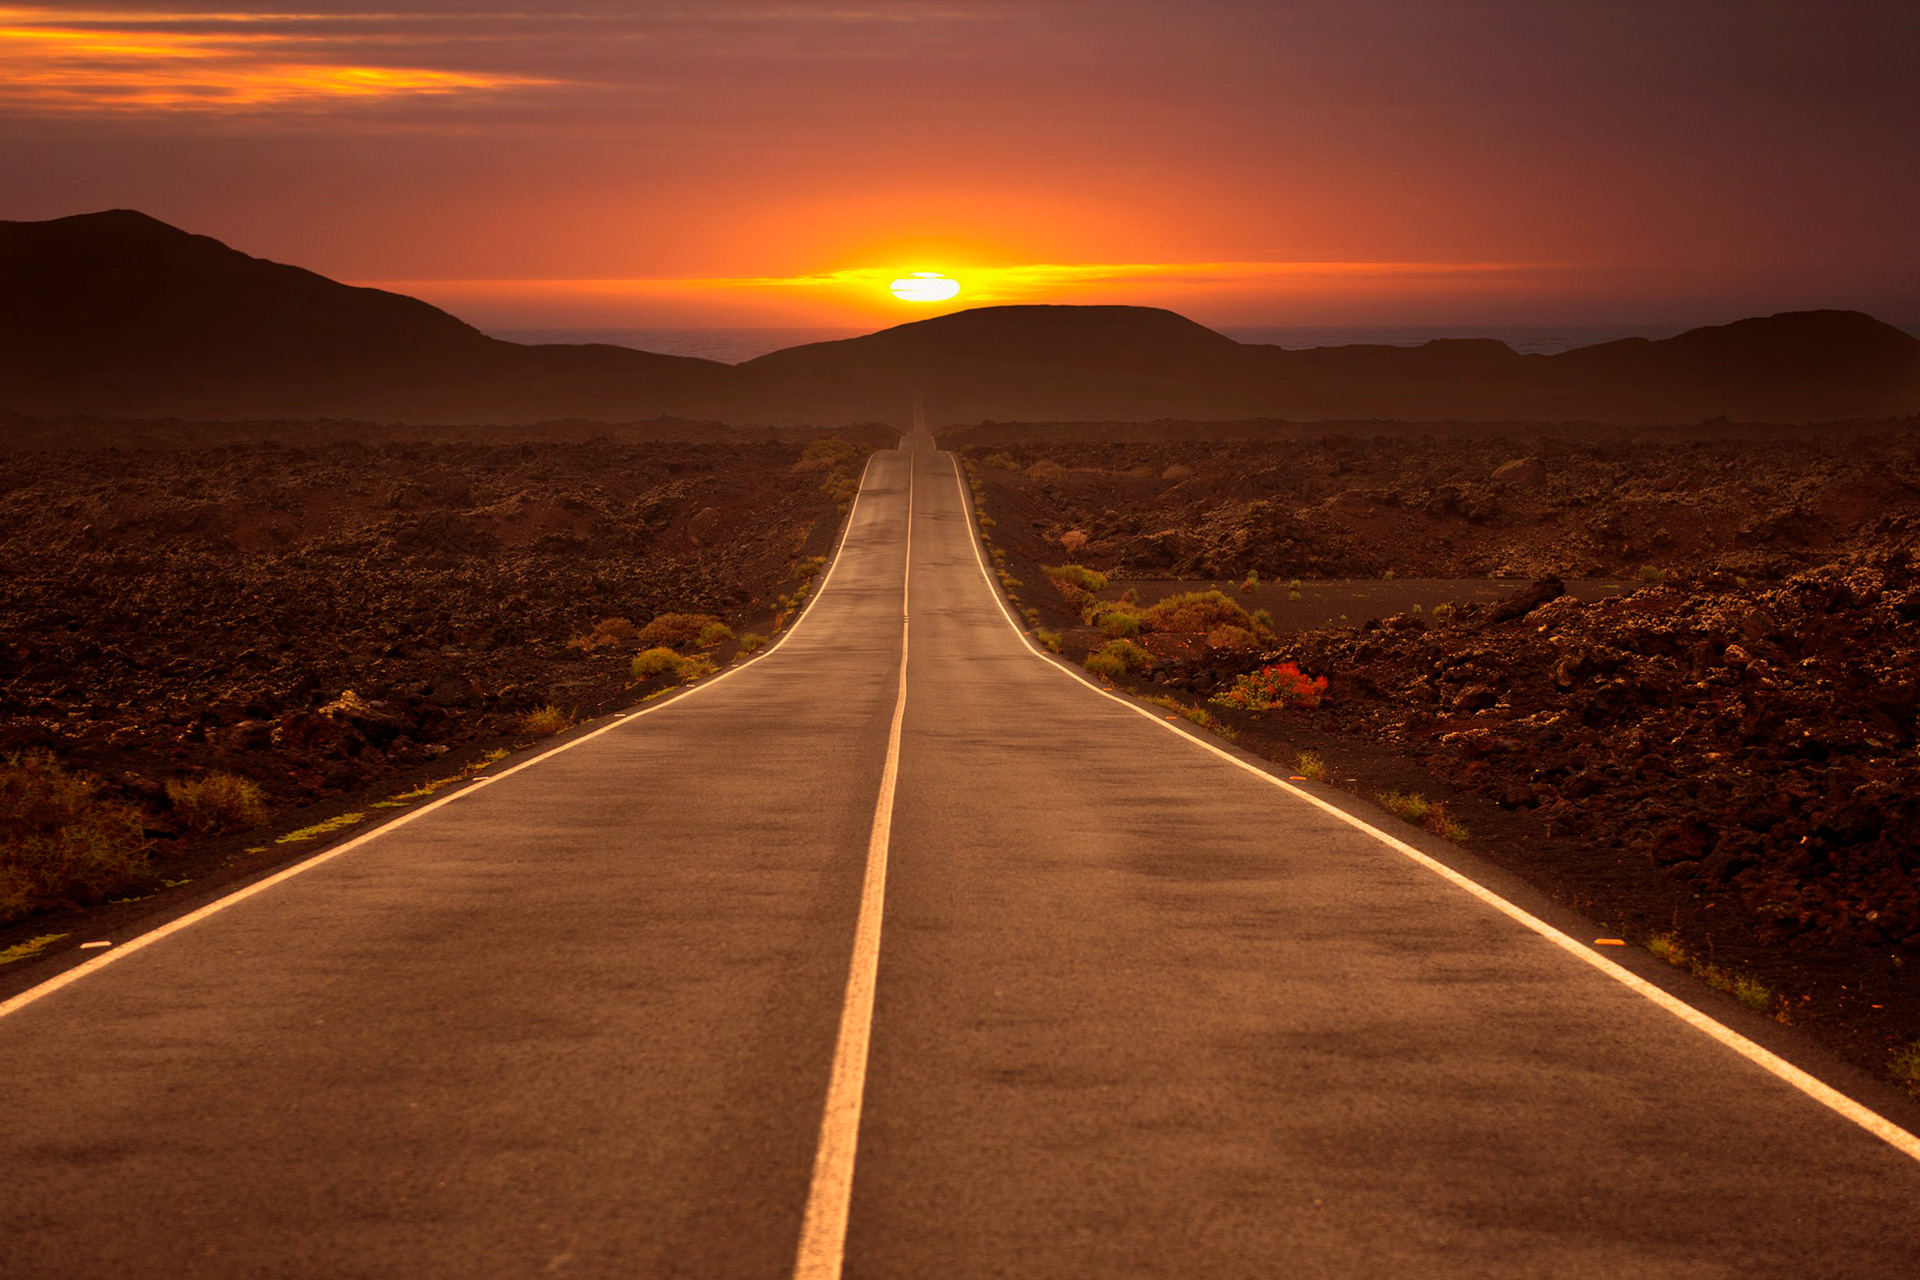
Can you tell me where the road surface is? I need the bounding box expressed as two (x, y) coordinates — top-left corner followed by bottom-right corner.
(5, 432), (1919, 1278)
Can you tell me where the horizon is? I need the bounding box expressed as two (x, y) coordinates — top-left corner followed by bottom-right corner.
(3, 3), (1914, 329)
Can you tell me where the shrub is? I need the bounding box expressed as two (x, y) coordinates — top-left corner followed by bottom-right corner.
(568, 616), (636, 653)
(792, 556), (827, 583)
(167, 772), (269, 835)
(1212, 662), (1327, 710)
(1251, 608), (1274, 631)
(1085, 639), (1150, 679)
(1636, 564), (1666, 584)
(1297, 751), (1327, 781)
(518, 705), (573, 738)
(1240, 570), (1260, 593)
(738, 632), (767, 654)
(1084, 651), (1128, 679)
(696, 621), (734, 648)
(637, 612), (723, 647)
(1205, 624), (1258, 651)
(1097, 610), (1142, 638)
(677, 656), (718, 680)
(1044, 564), (1108, 593)
(1035, 629), (1063, 653)
(1059, 530), (1089, 556)
(1144, 590), (1252, 634)
(983, 452), (1021, 471)
(1, 752), (154, 921)
(632, 647), (683, 679)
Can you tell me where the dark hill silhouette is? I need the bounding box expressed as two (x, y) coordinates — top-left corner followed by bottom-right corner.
(3, 211), (1916, 426)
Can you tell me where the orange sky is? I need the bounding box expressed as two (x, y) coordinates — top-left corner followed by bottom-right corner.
(2, 2), (1916, 329)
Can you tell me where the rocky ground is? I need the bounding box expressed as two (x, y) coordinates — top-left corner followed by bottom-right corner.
(956, 419), (1920, 1094)
(0, 420), (882, 942)
(946, 418), (1920, 581)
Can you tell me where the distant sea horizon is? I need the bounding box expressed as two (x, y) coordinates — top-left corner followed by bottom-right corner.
(482, 323), (1747, 364)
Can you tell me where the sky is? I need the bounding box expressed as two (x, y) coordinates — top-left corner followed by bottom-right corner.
(2, 1), (1916, 330)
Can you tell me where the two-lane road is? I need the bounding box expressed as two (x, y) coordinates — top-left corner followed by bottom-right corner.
(5, 434), (1918, 1278)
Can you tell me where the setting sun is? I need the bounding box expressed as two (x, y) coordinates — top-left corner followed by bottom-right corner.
(889, 272), (961, 302)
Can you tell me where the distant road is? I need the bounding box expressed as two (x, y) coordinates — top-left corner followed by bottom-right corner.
(5, 433), (1920, 1278)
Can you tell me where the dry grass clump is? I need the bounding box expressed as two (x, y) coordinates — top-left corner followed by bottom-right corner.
(1144, 590), (1255, 635)
(1296, 751), (1327, 780)
(1377, 790), (1469, 842)
(518, 705), (573, 738)
(696, 621), (734, 648)
(738, 632), (768, 654)
(637, 612), (725, 648)
(1035, 629), (1063, 653)
(632, 647), (684, 679)
(1, 752), (153, 921)
(1648, 932), (1781, 1016)
(1059, 530), (1089, 556)
(167, 772), (269, 835)
(1146, 695), (1237, 742)
(1084, 639), (1150, 680)
(568, 616), (636, 653)
(1044, 564), (1108, 593)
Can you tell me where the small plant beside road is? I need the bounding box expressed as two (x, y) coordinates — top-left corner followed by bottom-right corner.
(167, 772), (270, 835)
(1212, 662), (1328, 711)
(1378, 790), (1469, 843)
(1146, 695), (1237, 742)
(1084, 639), (1150, 679)
(518, 705), (573, 738)
(1297, 751), (1328, 780)
(1648, 932), (1783, 1018)
(1, 751), (153, 922)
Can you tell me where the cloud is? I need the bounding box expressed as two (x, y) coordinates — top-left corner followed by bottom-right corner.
(0, 7), (552, 111)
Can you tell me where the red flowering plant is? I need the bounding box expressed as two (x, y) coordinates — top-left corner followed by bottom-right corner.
(1210, 661), (1327, 711)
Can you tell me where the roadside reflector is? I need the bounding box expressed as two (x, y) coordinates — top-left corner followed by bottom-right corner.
(79, 941), (112, 949)
(1594, 938), (1626, 946)
(1290, 775), (1308, 781)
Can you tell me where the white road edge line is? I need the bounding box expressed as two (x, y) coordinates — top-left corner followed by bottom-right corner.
(792, 450), (913, 1280)
(946, 451), (1920, 1166)
(0, 449), (887, 1023)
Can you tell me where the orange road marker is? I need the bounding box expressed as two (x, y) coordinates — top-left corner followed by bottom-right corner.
(1594, 938), (1626, 946)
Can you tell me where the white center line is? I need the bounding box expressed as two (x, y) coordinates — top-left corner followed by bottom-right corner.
(791, 448), (914, 1280)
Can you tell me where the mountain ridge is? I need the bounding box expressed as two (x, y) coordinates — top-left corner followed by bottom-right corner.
(3, 211), (1916, 426)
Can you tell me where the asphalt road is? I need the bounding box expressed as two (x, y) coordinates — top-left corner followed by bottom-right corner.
(6, 433), (1920, 1278)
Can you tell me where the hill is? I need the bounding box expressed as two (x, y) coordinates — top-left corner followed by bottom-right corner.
(3, 211), (1916, 426)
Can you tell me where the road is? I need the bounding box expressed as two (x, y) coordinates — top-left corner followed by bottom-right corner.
(5, 432), (1919, 1278)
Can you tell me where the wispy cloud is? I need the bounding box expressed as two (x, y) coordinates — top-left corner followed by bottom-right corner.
(0, 7), (551, 111)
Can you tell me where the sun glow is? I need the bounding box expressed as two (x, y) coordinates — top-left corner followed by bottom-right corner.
(888, 272), (961, 302)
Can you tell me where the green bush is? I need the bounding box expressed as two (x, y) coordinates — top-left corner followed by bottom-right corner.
(1097, 610), (1142, 638)
(738, 632), (767, 653)
(1035, 629), (1063, 653)
(1144, 590), (1253, 634)
(632, 647), (683, 679)
(167, 772), (270, 835)
(2, 752), (154, 922)
(1044, 564), (1109, 593)
(1085, 639), (1150, 678)
(696, 621), (734, 648)
(677, 656), (718, 680)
